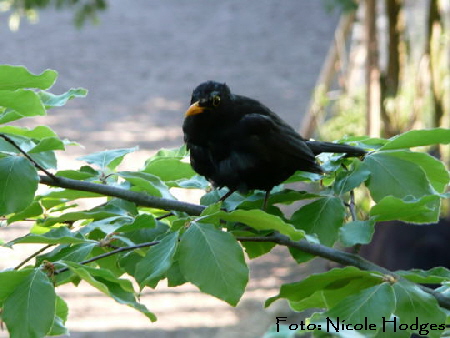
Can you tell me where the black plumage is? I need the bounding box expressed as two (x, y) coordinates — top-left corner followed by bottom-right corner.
(182, 81), (365, 199)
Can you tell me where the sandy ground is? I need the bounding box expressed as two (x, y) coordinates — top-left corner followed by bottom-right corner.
(0, 1), (338, 337)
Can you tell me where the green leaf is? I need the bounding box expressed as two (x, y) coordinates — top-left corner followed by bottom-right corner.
(7, 201), (43, 224)
(175, 175), (210, 189)
(39, 88), (87, 108)
(0, 66), (57, 90)
(381, 128), (450, 150)
(218, 209), (305, 241)
(0, 156), (39, 215)
(290, 197), (345, 246)
(47, 296), (69, 336)
(333, 163), (370, 195)
(0, 89), (46, 117)
(116, 213), (156, 232)
(148, 146), (189, 160)
(266, 266), (382, 308)
(0, 125), (58, 139)
(235, 231), (276, 259)
(10, 227), (88, 245)
(135, 231), (179, 288)
(178, 222), (249, 306)
(77, 147), (138, 170)
(364, 151), (435, 202)
(397, 267), (450, 284)
(166, 260), (187, 287)
(0, 270), (32, 305)
(283, 170), (322, 183)
(39, 203), (126, 227)
(38, 243), (97, 266)
(324, 283), (395, 335)
(79, 215), (134, 236)
(66, 262), (156, 322)
(29, 137), (65, 153)
(144, 158), (196, 183)
(340, 220), (375, 247)
(118, 171), (174, 199)
(3, 269), (56, 338)
(30, 150), (58, 170)
(370, 195), (440, 224)
(239, 189), (321, 209)
(200, 202), (223, 217)
(55, 169), (98, 180)
(381, 151), (449, 193)
(393, 281), (446, 338)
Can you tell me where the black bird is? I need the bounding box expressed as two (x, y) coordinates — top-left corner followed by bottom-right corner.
(182, 81), (365, 206)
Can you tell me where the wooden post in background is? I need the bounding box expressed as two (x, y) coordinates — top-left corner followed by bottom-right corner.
(365, 0), (381, 137)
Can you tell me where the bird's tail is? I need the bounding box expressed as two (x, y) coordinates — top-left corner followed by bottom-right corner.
(306, 141), (366, 157)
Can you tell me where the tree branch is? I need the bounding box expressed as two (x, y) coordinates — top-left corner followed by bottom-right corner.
(238, 233), (450, 311)
(38, 174), (450, 311)
(39, 175), (205, 216)
(15, 244), (55, 270)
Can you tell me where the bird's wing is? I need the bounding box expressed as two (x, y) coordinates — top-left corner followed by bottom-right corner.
(239, 112), (318, 167)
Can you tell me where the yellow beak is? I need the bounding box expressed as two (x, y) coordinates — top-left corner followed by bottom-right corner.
(185, 101), (205, 117)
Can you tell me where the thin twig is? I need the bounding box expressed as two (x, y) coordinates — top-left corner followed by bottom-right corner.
(14, 244), (55, 270)
(156, 212), (174, 220)
(345, 190), (361, 253)
(54, 240), (160, 274)
(0, 133), (57, 180)
(348, 190), (358, 222)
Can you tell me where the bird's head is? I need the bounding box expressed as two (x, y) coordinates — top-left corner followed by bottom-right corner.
(185, 81), (232, 117)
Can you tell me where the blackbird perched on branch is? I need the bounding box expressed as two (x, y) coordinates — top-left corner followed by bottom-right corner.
(183, 81), (366, 206)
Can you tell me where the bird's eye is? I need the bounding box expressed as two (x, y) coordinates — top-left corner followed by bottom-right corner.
(212, 95), (221, 107)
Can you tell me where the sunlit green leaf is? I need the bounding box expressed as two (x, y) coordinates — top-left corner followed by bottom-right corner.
(10, 227), (88, 245)
(0, 66), (57, 90)
(381, 128), (450, 150)
(0, 89), (45, 117)
(29, 137), (65, 153)
(7, 201), (43, 224)
(144, 158), (196, 182)
(218, 209), (304, 241)
(0, 125), (57, 139)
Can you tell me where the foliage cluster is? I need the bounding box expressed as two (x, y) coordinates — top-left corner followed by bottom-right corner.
(1, 0), (107, 30)
(0, 65), (449, 338)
